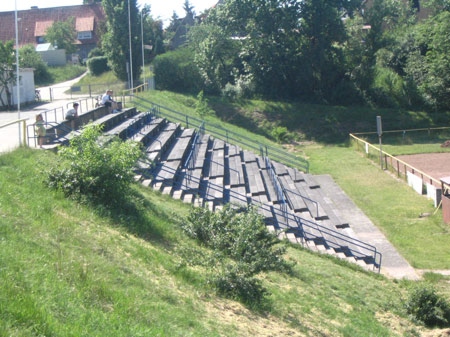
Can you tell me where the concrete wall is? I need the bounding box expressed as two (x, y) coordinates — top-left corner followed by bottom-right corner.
(39, 49), (66, 66)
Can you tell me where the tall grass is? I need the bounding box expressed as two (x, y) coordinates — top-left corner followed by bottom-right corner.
(0, 148), (437, 336)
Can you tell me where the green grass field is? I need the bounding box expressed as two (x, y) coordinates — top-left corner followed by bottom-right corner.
(1, 147), (445, 336)
(4, 69), (449, 335)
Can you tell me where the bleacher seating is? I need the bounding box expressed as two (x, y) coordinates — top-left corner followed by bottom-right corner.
(43, 107), (381, 272)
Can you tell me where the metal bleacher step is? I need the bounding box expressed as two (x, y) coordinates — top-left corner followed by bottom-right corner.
(244, 161), (266, 196)
(227, 155), (245, 187)
(123, 113), (380, 272)
(133, 117), (165, 144)
(146, 122), (179, 162)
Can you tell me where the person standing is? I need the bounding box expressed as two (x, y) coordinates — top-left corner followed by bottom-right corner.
(34, 113), (46, 148)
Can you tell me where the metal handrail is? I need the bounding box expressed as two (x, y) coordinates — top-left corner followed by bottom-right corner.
(0, 118), (28, 148)
(131, 95), (309, 173)
(139, 138), (382, 271)
(265, 157), (288, 216)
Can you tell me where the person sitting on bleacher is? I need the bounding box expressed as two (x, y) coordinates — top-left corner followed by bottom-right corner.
(101, 90), (119, 113)
(65, 102), (79, 121)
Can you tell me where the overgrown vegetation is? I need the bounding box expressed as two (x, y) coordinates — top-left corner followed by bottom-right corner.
(181, 205), (292, 307)
(46, 124), (142, 207)
(405, 284), (450, 328)
(3, 147), (450, 336)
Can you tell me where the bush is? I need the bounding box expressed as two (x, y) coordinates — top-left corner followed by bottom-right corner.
(153, 48), (202, 94)
(46, 124), (142, 207)
(405, 284), (450, 327)
(195, 91), (213, 118)
(271, 126), (291, 144)
(88, 47), (104, 58)
(87, 56), (110, 76)
(213, 263), (268, 307)
(181, 205), (292, 306)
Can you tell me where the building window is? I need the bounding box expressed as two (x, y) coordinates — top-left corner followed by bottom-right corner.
(77, 31), (92, 40)
(36, 36), (46, 43)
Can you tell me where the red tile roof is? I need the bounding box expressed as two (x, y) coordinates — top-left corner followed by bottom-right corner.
(35, 21), (54, 37)
(0, 3), (105, 47)
(76, 17), (94, 32)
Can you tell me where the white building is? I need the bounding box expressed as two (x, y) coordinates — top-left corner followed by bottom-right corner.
(2, 68), (36, 107)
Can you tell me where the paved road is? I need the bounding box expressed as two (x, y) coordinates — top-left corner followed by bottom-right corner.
(0, 73), (94, 153)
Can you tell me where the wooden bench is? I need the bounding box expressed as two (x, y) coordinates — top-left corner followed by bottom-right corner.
(242, 150), (257, 163)
(153, 160), (181, 183)
(133, 118), (165, 144)
(227, 144), (242, 157)
(146, 123), (179, 161)
(166, 135), (193, 162)
(91, 110), (133, 132)
(278, 175), (309, 212)
(228, 154), (245, 187)
(244, 161), (266, 196)
(260, 169), (280, 203)
(192, 134), (210, 169)
(227, 185), (248, 206)
(105, 112), (148, 140)
(209, 147), (225, 178)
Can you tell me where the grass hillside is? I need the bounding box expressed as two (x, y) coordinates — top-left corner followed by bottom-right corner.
(8, 69), (449, 335)
(1, 147), (449, 335)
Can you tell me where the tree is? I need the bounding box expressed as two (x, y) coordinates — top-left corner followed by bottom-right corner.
(190, 0), (362, 101)
(102, 0), (141, 85)
(343, 0), (415, 106)
(404, 11), (450, 111)
(189, 22), (241, 94)
(0, 40), (17, 109)
(297, 0), (361, 102)
(19, 44), (52, 85)
(45, 17), (77, 55)
(141, 4), (165, 62)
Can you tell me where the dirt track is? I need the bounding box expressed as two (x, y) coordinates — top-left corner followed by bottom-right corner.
(396, 153), (450, 182)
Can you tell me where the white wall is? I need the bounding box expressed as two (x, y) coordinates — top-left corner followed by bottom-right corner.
(9, 68), (36, 105)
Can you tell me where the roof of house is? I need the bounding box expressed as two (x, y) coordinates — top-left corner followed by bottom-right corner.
(35, 43), (54, 51)
(0, 3), (105, 47)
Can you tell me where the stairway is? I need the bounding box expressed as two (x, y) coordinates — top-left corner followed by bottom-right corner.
(46, 108), (382, 272)
(128, 115), (381, 272)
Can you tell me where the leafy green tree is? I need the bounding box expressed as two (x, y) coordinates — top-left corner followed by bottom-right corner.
(192, 0), (361, 101)
(182, 205), (292, 306)
(141, 5), (165, 63)
(297, 0), (361, 101)
(102, 0), (141, 85)
(405, 11), (450, 111)
(19, 44), (52, 85)
(343, 0), (414, 106)
(0, 40), (16, 109)
(189, 22), (240, 94)
(424, 0), (450, 14)
(45, 17), (77, 55)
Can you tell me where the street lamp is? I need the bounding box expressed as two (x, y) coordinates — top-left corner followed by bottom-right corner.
(141, 10), (145, 88)
(128, 0), (134, 90)
(15, 0), (21, 144)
